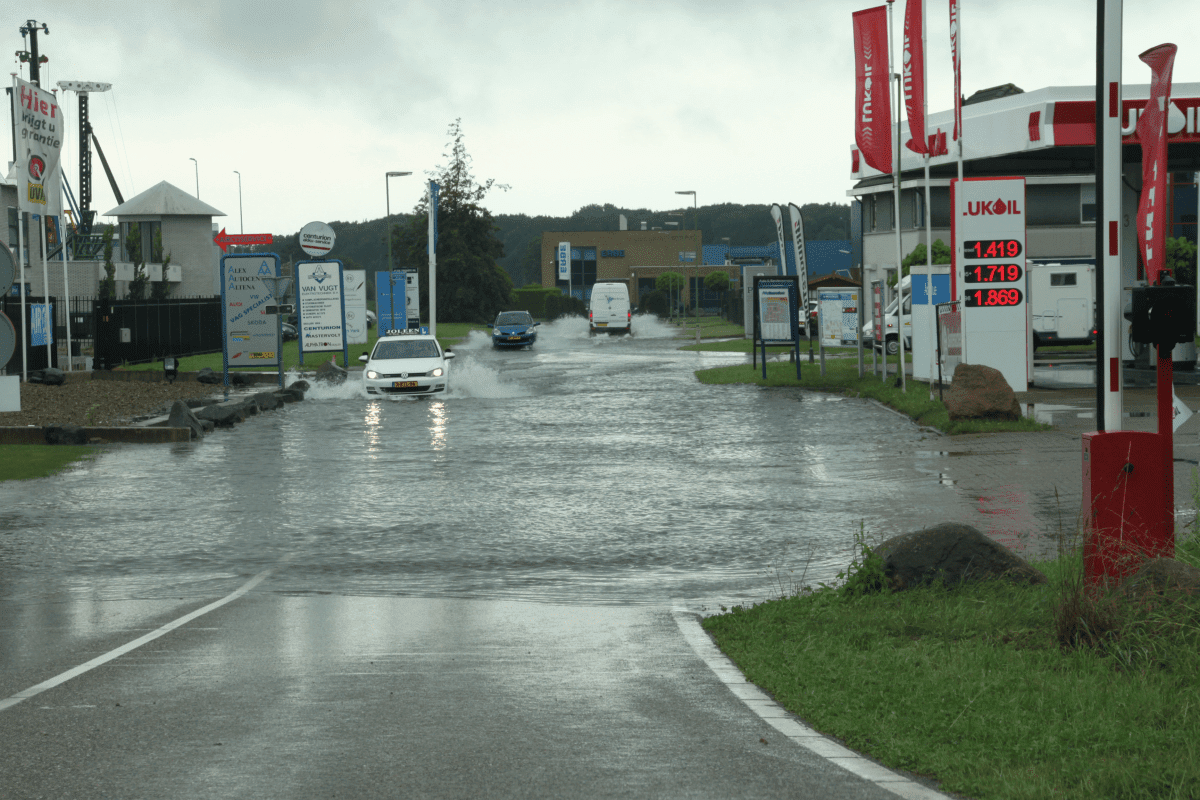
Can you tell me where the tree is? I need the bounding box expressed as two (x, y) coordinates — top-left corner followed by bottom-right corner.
(656, 271), (686, 315)
(1167, 236), (1198, 286)
(149, 228), (172, 300)
(902, 239), (952, 271)
(704, 270), (730, 319)
(398, 119), (513, 323)
(99, 225), (116, 301)
(126, 223), (148, 301)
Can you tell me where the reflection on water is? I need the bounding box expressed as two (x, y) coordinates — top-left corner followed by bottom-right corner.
(0, 330), (983, 610)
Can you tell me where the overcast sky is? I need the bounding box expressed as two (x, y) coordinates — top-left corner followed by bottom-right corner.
(8, 1), (1199, 237)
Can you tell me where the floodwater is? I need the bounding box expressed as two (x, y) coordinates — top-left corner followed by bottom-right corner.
(0, 316), (966, 610)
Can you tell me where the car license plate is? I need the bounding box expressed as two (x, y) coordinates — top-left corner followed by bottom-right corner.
(596, 322), (607, 327)
(393, 380), (417, 388)
(508, 336), (521, 341)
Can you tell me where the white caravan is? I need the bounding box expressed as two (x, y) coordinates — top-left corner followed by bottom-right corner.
(1026, 260), (1095, 348)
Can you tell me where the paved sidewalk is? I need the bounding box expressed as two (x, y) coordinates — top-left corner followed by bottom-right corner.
(909, 384), (1200, 560)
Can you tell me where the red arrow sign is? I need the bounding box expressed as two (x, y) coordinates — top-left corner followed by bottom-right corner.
(214, 228), (274, 253)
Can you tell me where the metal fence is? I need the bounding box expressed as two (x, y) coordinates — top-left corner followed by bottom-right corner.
(93, 296), (223, 369)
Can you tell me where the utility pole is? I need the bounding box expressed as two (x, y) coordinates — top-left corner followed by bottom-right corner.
(19, 20), (49, 85)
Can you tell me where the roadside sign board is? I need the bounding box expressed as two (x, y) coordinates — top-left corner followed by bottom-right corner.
(951, 176), (1028, 390)
(299, 221), (336, 258)
(405, 271), (420, 326)
(213, 228), (274, 253)
(344, 269), (369, 344)
(752, 274), (801, 380)
(296, 260), (347, 354)
(376, 270), (407, 331)
(819, 289), (861, 347)
(755, 277), (799, 344)
(221, 253), (281, 369)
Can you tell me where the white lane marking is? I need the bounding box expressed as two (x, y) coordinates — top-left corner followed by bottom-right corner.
(671, 606), (953, 800)
(0, 570), (272, 713)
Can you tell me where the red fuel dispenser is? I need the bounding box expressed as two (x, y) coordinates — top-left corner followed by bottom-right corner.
(1082, 431), (1173, 586)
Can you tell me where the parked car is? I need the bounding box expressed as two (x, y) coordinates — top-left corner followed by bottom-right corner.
(281, 321), (298, 342)
(359, 328), (455, 396)
(365, 310), (377, 329)
(807, 300), (818, 336)
(488, 310), (540, 348)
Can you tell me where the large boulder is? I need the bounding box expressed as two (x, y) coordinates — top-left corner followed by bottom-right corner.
(873, 522), (1047, 590)
(315, 359), (348, 384)
(44, 423), (87, 445)
(194, 403), (246, 427)
(196, 367), (222, 385)
(1119, 558), (1200, 598)
(167, 400), (206, 439)
(27, 368), (66, 386)
(252, 391), (282, 412)
(945, 363), (1021, 421)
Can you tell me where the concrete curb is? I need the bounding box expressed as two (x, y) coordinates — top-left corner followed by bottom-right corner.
(672, 608), (953, 800)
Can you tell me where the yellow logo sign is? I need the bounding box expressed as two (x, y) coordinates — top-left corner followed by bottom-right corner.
(250, 352), (275, 359)
(26, 182), (46, 205)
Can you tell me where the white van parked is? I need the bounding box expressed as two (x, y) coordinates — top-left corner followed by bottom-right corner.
(589, 282), (632, 335)
(1027, 260), (1095, 347)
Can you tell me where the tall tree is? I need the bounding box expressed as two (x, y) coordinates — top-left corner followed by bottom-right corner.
(398, 119), (513, 323)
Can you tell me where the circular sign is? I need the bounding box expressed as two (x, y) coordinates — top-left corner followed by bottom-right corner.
(0, 311), (15, 369)
(298, 221), (336, 258)
(0, 242), (14, 290)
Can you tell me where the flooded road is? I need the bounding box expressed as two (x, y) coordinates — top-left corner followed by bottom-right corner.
(1, 316), (973, 611)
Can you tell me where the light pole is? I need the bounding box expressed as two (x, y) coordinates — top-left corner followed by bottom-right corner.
(189, 158), (199, 199)
(233, 171), (243, 234)
(385, 171), (413, 328)
(666, 220), (681, 319)
(676, 190), (698, 328)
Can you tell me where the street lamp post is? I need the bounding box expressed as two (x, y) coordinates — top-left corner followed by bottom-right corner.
(233, 171), (243, 234)
(385, 171), (413, 329)
(189, 158), (199, 199)
(676, 190), (698, 329)
(665, 219), (681, 319)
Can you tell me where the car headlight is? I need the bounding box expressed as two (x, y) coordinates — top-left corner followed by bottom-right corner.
(430, 367), (444, 377)
(365, 369), (379, 379)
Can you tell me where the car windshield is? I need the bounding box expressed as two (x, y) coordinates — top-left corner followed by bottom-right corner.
(495, 312), (532, 326)
(372, 340), (441, 359)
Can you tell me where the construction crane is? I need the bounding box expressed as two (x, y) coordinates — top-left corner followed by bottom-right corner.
(56, 81), (122, 239)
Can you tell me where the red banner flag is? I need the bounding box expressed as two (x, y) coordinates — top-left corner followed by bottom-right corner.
(853, 6), (892, 173)
(949, 0), (962, 141)
(903, 0), (927, 154)
(1136, 43), (1177, 286)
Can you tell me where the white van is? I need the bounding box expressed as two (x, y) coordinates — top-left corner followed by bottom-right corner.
(589, 282), (632, 335)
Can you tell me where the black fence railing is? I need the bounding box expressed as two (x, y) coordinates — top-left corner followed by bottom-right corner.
(93, 297), (223, 369)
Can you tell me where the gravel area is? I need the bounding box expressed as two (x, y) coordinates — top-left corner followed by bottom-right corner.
(0, 377), (226, 428)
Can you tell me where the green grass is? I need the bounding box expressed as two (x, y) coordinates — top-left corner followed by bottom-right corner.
(680, 338), (857, 355)
(696, 358), (1049, 435)
(703, 537), (1200, 800)
(663, 315), (747, 338)
(115, 323), (488, 375)
(0, 444), (98, 481)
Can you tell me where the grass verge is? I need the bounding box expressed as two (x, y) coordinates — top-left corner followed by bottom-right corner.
(702, 536), (1200, 800)
(114, 323), (487, 375)
(696, 357), (1048, 435)
(0, 444), (98, 481)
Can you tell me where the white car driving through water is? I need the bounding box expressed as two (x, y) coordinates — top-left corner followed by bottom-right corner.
(359, 328), (455, 397)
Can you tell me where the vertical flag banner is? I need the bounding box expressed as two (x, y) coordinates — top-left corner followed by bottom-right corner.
(557, 241), (570, 281)
(903, 0), (927, 154)
(428, 181), (440, 251)
(787, 203), (810, 309)
(770, 204), (788, 276)
(13, 77), (64, 216)
(949, 0), (962, 141)
(1135, 43), (1177, 286)
(852, 6), (892, 173)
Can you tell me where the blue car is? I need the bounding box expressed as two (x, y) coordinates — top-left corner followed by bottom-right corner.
(488, 311), (540, 349)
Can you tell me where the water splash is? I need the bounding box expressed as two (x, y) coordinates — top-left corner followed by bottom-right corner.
(447, 358), (532, 399)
